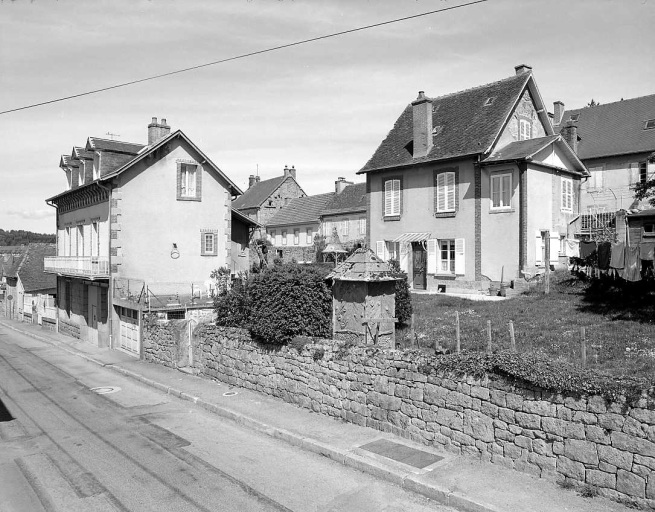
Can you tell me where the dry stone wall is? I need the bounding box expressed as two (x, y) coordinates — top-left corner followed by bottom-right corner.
(146, 323), (655, 508)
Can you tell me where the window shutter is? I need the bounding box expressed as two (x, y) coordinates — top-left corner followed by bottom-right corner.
(376, 241), (385, 260)
(392, 180), (400, 215)
(176, 162), (182, 199)
(195, 165), (202, 200)
(384, 181), (392, 216)
(455, 238), (465, 275)
(535, 232), (543, 265)
(436, 174), (445, 212)
(427, 239), (437, 274)
(446, 172), (456, 210)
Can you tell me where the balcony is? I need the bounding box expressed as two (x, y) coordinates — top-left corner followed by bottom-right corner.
(44, 256), (109, 279)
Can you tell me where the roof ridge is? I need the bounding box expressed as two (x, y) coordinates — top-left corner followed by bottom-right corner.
(89, 136), (145, 146)
(564, 93), (655, 113)
(423, 72), (528, 104)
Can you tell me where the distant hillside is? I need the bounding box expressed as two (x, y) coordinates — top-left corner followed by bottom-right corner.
(0, 229), (56, 246)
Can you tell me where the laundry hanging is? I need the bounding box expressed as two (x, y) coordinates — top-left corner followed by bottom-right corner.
(639, 241), (655, 261)
(597, 242), (611, 270)
(610, 242), (625, 269)
(622, 245), (642, 282)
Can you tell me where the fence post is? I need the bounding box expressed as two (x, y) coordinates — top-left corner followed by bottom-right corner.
(580, 327), (587, 367)
(509, 320), (516, 352)
(544, 230), (551, 295)
(487, 320), (492, 354)
(455, 311), (461, 354)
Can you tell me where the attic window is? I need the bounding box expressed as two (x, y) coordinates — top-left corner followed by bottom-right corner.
(432, 126), (443, 136)
(432, 104), (440, 113)
(404, 141), (414, 155)
(645, 119), (655, 130)
(484, 97), (495, 107)
(569, 113), (580, 122)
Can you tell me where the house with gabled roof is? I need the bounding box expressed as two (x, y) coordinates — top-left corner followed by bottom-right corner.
(266, 192), (334, 263)
(321, 179), (368, 249)
(232, 165), (306, 236)
(3, 243), (56, 325)
(552, 95), (655, 235)
(358, 65), (588, 293)
(45, 117), (245, 354)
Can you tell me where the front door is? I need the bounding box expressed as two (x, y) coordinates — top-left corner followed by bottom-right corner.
(88, 286), (98, 346)
(412, 243), (427, 290)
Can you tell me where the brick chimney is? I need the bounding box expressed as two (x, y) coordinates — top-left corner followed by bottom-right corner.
(248, 175), (257, 188)
(412, 91), (433, 159)
(553, 101), (565, 126)
(148, 117), (171, 145)
(283, 165), (297, 180)
(561, 121), (578, 154)
(335, 177), (353, 194)
(514, 64), (532, 75)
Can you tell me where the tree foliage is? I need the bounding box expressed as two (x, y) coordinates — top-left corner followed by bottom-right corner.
(634, 156), (655, 207)
(0, 229), (55, 246)
(388, 259), (413, 326)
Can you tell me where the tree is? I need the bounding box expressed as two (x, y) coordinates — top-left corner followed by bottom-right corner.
(634, 154), (655, 207)
(586, 99), (600, 107)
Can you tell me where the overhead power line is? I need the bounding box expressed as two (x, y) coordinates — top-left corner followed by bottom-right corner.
(0, 0), (488, 116)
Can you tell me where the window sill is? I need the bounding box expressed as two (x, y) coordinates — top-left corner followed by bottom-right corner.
(177, 196), (202, 202)
(489, 208), (515, 214)
(435, 211), (457, 218)
(383, 215), (401, 222)
(201, 254), (218, 257)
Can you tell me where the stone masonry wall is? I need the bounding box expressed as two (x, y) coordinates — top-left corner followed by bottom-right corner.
(185, 325), (655, 508)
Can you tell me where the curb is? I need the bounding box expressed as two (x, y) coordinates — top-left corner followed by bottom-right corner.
(1, 320), (499, 512)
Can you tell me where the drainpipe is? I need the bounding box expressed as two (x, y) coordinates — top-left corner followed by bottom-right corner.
(45, 199), (60, 331)
(96, 180), (113, 348)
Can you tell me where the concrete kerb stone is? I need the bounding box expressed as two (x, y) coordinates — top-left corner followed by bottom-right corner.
(1, 320), (497, 512)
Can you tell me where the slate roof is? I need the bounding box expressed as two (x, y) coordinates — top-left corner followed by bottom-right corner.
(232, 176), (286, 210)
(10, 243), (56, 293)
(484, 135), (560, 162)
(359, 72), (538, 173)
(327, 248), (398, 282)
(267, 193), (335, 227)
(556, 95), (655, 160)
(322, 183), (367, 216)
(72, 147), (95, 160)
(1, 246), (27, 278)
(85, 137), (145, 154)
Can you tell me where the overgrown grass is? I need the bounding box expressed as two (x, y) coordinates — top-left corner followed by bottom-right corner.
(404, 271), (655, 379)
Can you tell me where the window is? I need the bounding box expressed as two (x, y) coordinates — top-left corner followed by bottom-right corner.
(491, 173), (512, 209)
(77, 224), (84, 256)
(200, 230), (218, 256)
(383, 178), (401, 217)
(306, 228), (312, 244)
(358, 217), (366, 235)
(91, 221), (99, 257)
(281, 230), (287, 245)
(177, 161), (201, 200)
(436, 171), (456, 213)
(644, 119), (655, 130)
(561, 177), (573, 212)
(588, 166), (604, 188)
(640, 161), (648, 184)
(644, 223), (655, 237)
(342, 219), (349, 236)
(519, 119), (532, 141)
(293, 229), (299, 245)
(324, 221), (333, 237)
(269, 230), (276, 243)
(439, 240), (456, 273)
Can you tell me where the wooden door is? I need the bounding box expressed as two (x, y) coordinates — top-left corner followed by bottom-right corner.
(412, 243), (427, 290)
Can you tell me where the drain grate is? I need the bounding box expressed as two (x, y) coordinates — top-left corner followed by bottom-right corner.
(360, 439), (443, 469)
(90, 386), (121, 395)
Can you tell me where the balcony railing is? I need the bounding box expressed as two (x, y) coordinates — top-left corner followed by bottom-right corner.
(44, 256), (109, 278)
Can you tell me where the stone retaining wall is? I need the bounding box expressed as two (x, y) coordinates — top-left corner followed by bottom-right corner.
(147, 322), (655, 508)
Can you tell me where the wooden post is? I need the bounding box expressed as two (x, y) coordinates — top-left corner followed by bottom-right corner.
(509, 320), (516, 352)
(455, 311), (461, 354)
(580, 327), (587, 367)
(410, 313), (416, 348)
(544, 230), (551, 295)
(487, 320), (492, 354)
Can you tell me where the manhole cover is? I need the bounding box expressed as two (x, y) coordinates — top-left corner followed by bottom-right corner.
(222, 391), (238, 397)
(360, 439), (443, 469)
(90, 386), (121, 395)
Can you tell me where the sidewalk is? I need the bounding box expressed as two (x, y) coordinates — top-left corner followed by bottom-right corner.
(0, 317), (633, 512)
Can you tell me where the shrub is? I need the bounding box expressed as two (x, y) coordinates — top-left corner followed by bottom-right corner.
(388, 259), (413, 326)
(214, 277), (250, 328)
(247, 263), (332, 344)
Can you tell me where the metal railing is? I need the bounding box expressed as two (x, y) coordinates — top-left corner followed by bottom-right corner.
(44, 256), (110, 278)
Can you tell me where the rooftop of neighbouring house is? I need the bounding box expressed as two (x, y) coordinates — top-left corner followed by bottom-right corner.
(555, 94), (655, 160)
(267, 193), (335, 227)
(232, 175), (288, 210)
(322, 182), (367, 216)
(5, 243), (56, 292)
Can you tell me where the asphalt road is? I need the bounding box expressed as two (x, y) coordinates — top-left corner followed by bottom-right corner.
(0, 326), (454, 512)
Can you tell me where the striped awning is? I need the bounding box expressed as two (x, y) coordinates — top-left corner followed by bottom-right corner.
(392, 232), (431, 243)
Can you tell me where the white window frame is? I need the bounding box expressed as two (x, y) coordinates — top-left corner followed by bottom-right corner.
(306, 228), (312, 244)
(293, 229), (299, 245)
(358, 217), (366, 235)
(201, 231), (218, 256)
(491, 173), (512, 210)
(281, 230), (287, 245)
(436, 171), (456, 212)
(561, 177), (573, 212)
(438, 239), (456, 274)
(384, 179), (400, 217)
(270, 230), (276, 243)
(519, 119), (531, 141)
(342, 219), (349, 236)
(180, 164), (197, 198)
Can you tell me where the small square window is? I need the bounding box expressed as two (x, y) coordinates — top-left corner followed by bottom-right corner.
(645, 119), (655, 130)
(201, 230), (218, 256)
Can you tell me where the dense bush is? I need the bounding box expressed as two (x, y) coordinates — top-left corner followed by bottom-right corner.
(214, 278), (250, 328)
(246, 263), (332, 344)
(388, 259), (413, 326)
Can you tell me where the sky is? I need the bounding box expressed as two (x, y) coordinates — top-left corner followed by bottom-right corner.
(1, 0), (654, 234)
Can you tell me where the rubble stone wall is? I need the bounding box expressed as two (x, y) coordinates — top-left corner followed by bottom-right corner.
(152, 323), (655, 507)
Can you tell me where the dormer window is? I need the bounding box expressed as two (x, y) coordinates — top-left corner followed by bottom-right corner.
(78, 167), (85, 186)
(644, 119), (655, 130)
(484, 97), (495, 107)
(519, 119), (532, 141)
(569, 113), (580, 122)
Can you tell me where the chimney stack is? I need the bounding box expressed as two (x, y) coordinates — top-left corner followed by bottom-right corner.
(283, 165), (297, 180)
(514, 64), (532, 75)
(561, 121), (578, 154)
(248, 175), (257, 188)
(553, 101), (565, 126)
(412, 91), (433, 159)
(335, 177), (353, 194)
(148, 117), (171, 145)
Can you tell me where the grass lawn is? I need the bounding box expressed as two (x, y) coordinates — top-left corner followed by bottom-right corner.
(398, 271), (655, 379)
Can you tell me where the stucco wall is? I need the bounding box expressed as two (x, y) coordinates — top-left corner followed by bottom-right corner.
(495, 90), (549, 151)
(322, 214), (367, 244)
(57, 202), (110, 258)
(167, 325), (655, 508)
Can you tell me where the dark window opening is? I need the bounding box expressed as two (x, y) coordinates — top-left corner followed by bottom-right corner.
(484, 97), (495, 106)
(167, 310), (185, 320)
(645, 119), (655, 130)
(569, 113), (580, 122)
(404, 141), (413, 156)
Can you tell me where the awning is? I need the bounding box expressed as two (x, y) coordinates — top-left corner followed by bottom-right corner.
(392, 232), (431, 243)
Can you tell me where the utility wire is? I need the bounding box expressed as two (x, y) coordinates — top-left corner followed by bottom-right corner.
(0, 0), (488, 116)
